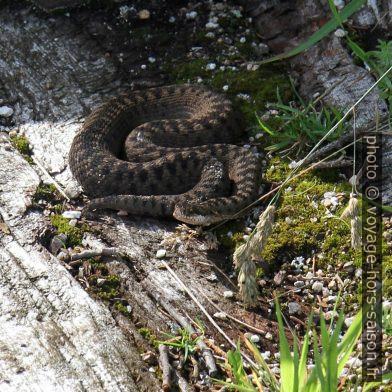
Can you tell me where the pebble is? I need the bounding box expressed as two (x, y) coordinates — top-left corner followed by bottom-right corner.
(49, 234), (67, 255)
(117, 210), (128, 216)
(322, 287), (330, 297)
(0, 106), (13, 117)
(223, 290), (234, 298)
(156, 249), (166, 258)
(334, 0), (345, 9)
(255, 133), (263, 139)
(312, 281), (323, 293)
(334, 28), (347, 37)
(327, 295), (337, 303)
(214, 312), (227, 320)
(62, 210), (81, 219)
(206, 32), (215, 38)
(273, 271), (286, 285)
(256, 43), (269, 55)
(148, 57), (156, 63)
(186, 11), (197, 19)
(205, 21), (219, 30)
(206, 273), (218, 282)
(288, 302), (301, 315)
(355, 268), (362, 278)
(328, 280), (336, 290)
(250, 334), (260, 343)
(138, 9), (150, 19)
(169, 16), (176, 23)
(239, 37), (246, 43)
(97, 278), (106, 286)
(344, 316), (355, 328)
(294, 280), (305, 288)
(265, 332), (273, 340)
(305, 271), (313, 279)
(261, 350), (270, 359)
(141, 64), (147, 70)
(206, 63), (216, 71)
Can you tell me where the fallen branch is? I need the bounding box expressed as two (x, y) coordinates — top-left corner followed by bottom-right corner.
(158, 344), (172, 392)
(58, 247), (122, 265)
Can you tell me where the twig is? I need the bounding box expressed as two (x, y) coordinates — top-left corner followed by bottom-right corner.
(190, 355), (199, 380)
(158, 344), (173, 392)
(31, 155), (70, 201)
(205, 338), (227, 358)
(309, 157), (353, 170)
(198, 289), (266, 335)
(59, 247), (122, 265)
(155, 296), (218, 377)
(175, 370), (194, 392)
(160, 260), (258, 369)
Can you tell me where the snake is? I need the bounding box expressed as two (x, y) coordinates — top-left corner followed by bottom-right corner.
(68, 84), (260, 225)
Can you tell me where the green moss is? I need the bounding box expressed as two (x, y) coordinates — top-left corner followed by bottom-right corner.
(260, 157), (359, 269)
(50, 215), (83, 248)
(34, 184), (58, 202)
(92, 274), (120, 301)
(10, 135), (33, 164)
(139, 327), (158, 348)
(114, 301), (131, 316)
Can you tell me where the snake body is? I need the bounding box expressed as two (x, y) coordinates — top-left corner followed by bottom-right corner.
(69, 85), (260, 225)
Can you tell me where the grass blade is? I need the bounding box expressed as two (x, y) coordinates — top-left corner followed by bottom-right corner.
(275, 298), (295, 392)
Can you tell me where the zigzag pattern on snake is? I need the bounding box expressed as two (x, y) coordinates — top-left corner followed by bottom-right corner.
(69, 85), (260, 225)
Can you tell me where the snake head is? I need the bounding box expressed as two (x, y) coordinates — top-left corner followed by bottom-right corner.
(173, 201), (223, 226)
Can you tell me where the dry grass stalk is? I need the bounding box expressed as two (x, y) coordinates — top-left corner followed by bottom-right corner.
(233, 205), (275, 305)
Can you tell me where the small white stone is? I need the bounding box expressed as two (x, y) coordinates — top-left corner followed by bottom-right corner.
(62, 210), (81, 219)
(222, 85), (229, 91)
(327, 295), (337, 303)
(141, 64), (147, 69)
(169, 16), (176, 23)
(335, 29), (347, 38)
(328, 280), (337, 290)
(148, 367), (156, 373)
(288, 302), (301, 314)
(250, 334), (260, 343)
(355, 268), (362, 278)
(240, 37), (246, 43)
(0, 106), (13, 117)
(97, 278), (106, 286)
(138, 9), (150, 19)
(344, 316), (355, 328)
(206, 32), (215, 38)
(255, 133), (263, 139)
(117, 210), (128, 216)
(312, 281), (323, 293)
(206, 63), (216, 71)
(322, 287), (330, 297)
(214, 312), (227, 320)
(310, 217), (318, 223)
(261, 350), (271, 359)
(156, 249), (166, 258)
(206, 273), (218, 282)
(265, 332), (273, 340)
(223, 290), (234, 298)
(148, 57), (156, 63)
(186, 11), (197, 19)
(205, 22), (219, 30)
(196, 77), (203, 83)
(334, 0), (345, 9)
(294, 281), (305, 288)
(305, 271), (314, 279)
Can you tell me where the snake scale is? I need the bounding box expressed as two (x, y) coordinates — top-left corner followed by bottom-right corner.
(69, 85), (260, 225)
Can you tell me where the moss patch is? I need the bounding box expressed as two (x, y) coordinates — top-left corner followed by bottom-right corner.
(10, 135), (33, 164)
(260, 157), (358, 270)
(49, 215), (86, 248)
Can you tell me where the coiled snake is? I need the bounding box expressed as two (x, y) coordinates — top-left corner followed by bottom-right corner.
(69, 85), (260, 225)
